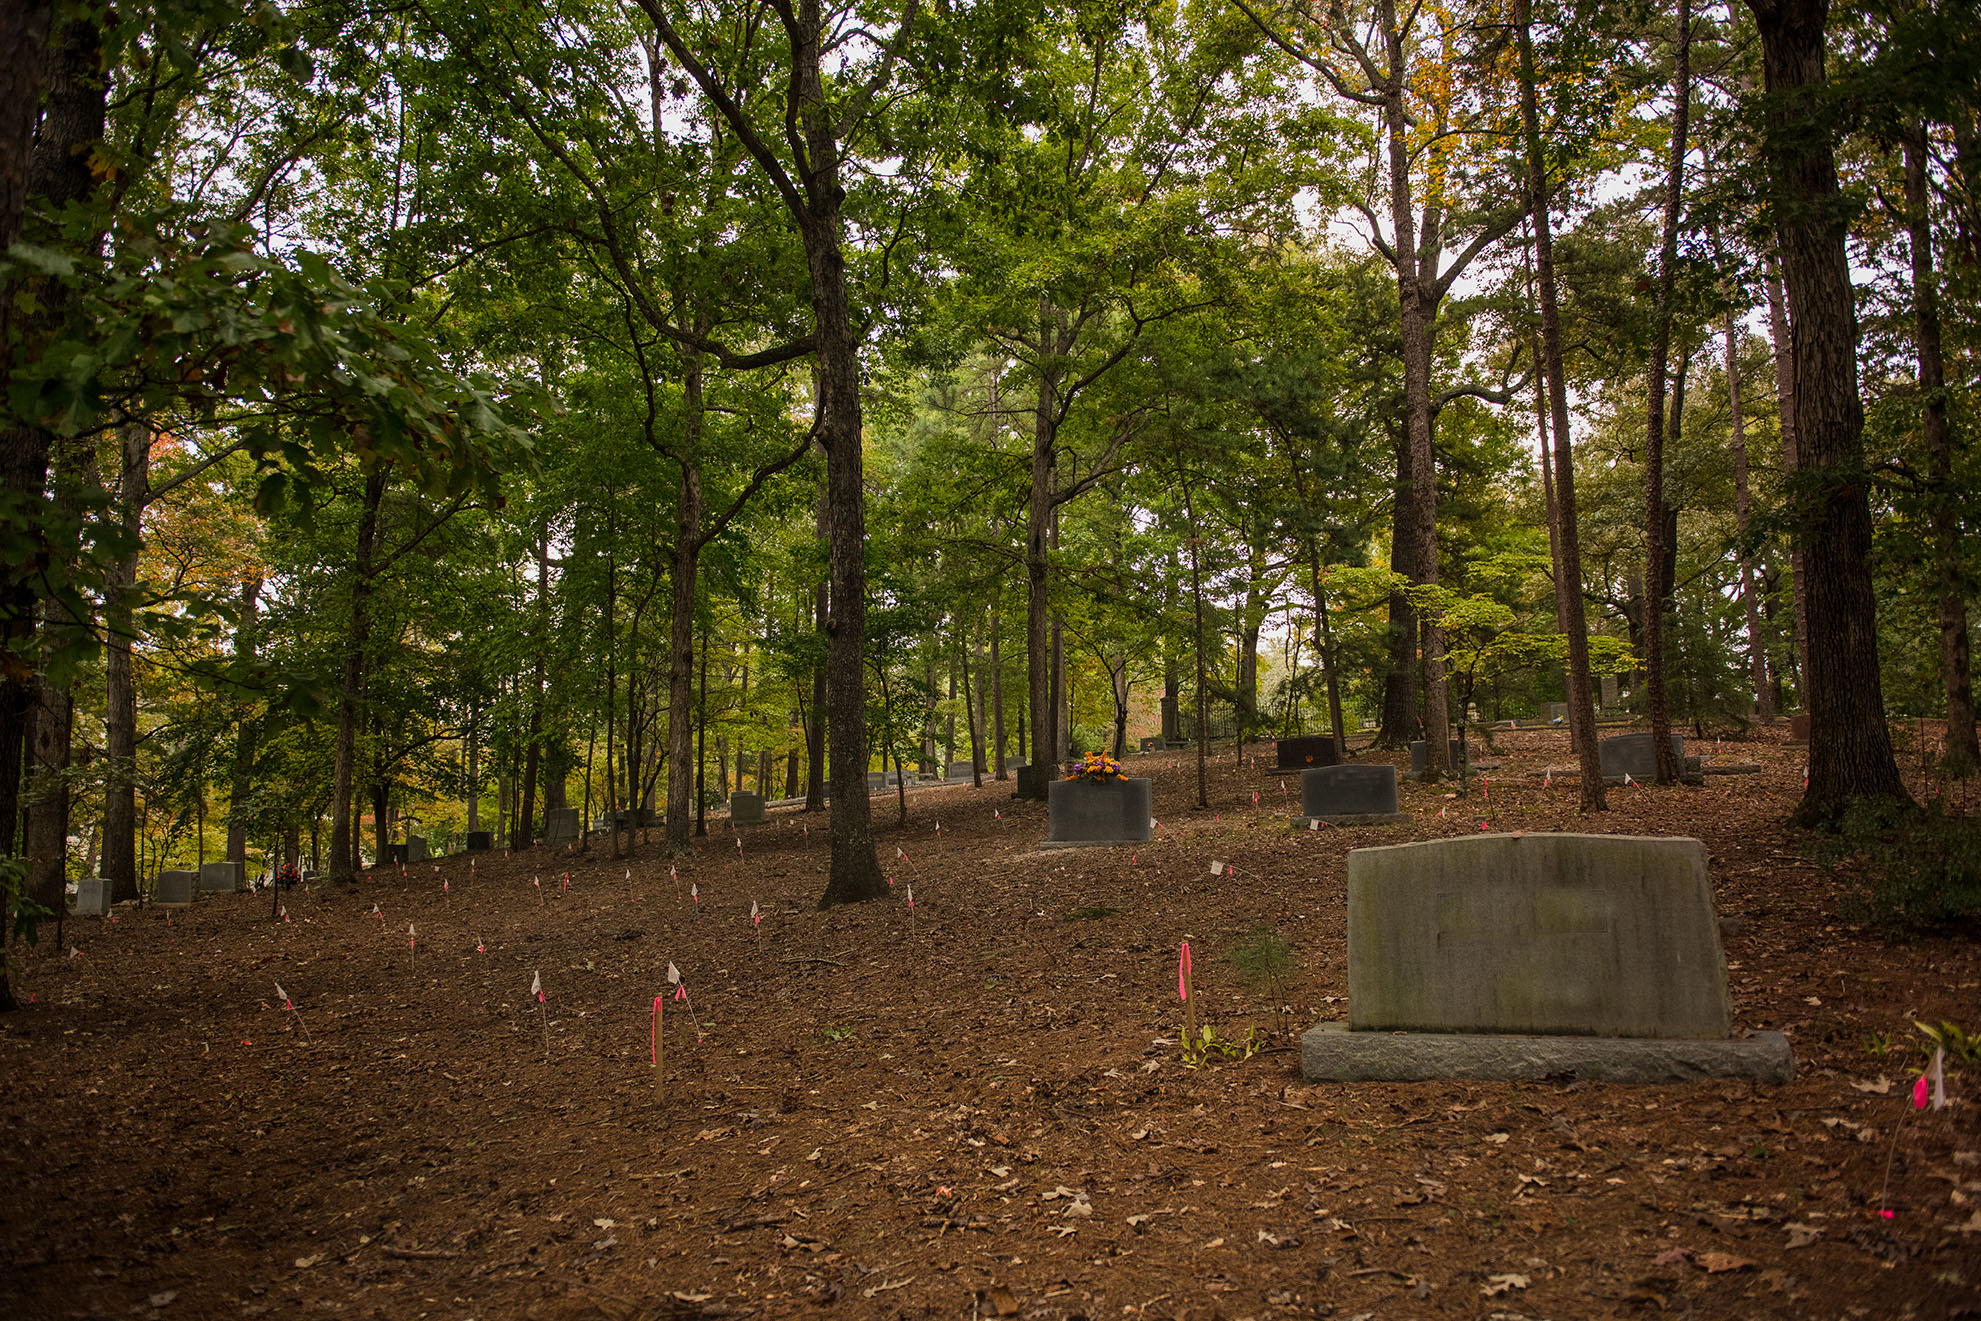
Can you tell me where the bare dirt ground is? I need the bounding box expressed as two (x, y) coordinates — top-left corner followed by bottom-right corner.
(4, 727), (1978, 1321)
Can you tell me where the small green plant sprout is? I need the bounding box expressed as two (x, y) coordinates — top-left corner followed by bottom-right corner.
(1179, 1023), (1264, 1069)
(1913, 1020), (1981, 1067)
(1065, 905), (1118, 921)
(1865, 1030), (1894, 1057)
(1229, 924), (1294, 1041)
(823, 1025), (855, 1042)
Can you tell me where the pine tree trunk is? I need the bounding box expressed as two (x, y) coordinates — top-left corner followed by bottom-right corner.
(1518, 0), (1606, 810)
(1642, 0), (1690, 785)
(1723, 257), (1774, 722)
(1746, 0), (1911, 818)
(99, 424), (147, 902)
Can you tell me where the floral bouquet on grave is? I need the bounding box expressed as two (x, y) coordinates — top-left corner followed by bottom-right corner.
(1065, 752), (1128, 782)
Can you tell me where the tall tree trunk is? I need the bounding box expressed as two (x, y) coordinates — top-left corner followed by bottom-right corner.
(1, 13), (105, 931)
(516, 528), (549, 850)
(330, 466), (387, 882)
(1904, 122), (1977, 772)
(990, 601), (1007, 779)
(1720, 235), (1774, 722)
(662, 442), (701, 845)
(1377, 430), (1419, 748)
(1642, 0), (1690, 785)
(226, 577), (263, 862)
(962, 627), (983, 784)
(100, 423), (148, 902)
(1024, 349), (1060, 799)
(1181, 471), (1210, 807)
(1762, 257), (1810, 698)
(1746, 0), (1910, 818)
(1381, 0), (1451, 777)
(1518, 0), (1606, 809)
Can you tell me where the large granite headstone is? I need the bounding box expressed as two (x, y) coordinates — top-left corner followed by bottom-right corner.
(545, 808), (580, 843)
(1045, 776), (1154, 847)
(465, 830), (493, 852)
(1541, 702), (1568, 722)
(946, 762), (976, 781)
(154, 870), (196, 907)
(1139, 736), (1163, 752)
(73, 877), (113, 917)
(405, 835), (428, 863)
(730, 792), (766, 826)
(1600, 673), (1620, 709)
(1274, 734), (1340, 771)
(199, 860), (244, 893)
(1290, 765), (1408, 828)
(1302, 833), (1793, 1083)
(1599, 732), (1685, 780)
(1015, 765), (1040, 797)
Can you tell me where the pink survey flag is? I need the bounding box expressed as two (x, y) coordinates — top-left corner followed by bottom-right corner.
(1210, 860), (1226, 876)
(751, 899), (761, 926)
(667, 961), (681, 985)
(408, 922), (416, 950)
(275, 981), (291, 1010)
(1178, 941), (1192, 1000)
(906, 883), (915, 909)
(531, 970), (543, 1003)
(690, 882), (699, 904)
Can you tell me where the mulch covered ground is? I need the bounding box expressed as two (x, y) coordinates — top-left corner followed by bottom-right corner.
(4, 727), (1978, 1321)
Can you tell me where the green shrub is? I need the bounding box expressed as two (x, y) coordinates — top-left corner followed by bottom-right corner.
(1809, 801), (1981, 939)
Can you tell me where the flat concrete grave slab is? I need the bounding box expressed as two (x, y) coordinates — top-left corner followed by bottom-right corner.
(73, 877), (113, 916)
(1290, 764), (1410, 828)
(545, 808), (580, 843)
(1044, 776), (1153, 847)
(1274, 734), (1340, 771)
(1599, 732), (1685, 780)
(729, 792), (766, 825)
(154, 870), (196, 907)
(199, 861), (244, 893)
(1302, 1023), (1794, 1084)
(1301, 832), (1793, 1084)
(465, 831), (493, 852)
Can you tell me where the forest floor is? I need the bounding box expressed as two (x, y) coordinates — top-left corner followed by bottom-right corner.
(4, 726), (1980, 1321)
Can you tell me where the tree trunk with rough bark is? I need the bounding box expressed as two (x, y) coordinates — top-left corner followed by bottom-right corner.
(226, 577), (263, 863)
(100, 424), (148, 902)
(1642, 0), (1690, 785)
(1746, 0), (1911, 818)
(1518, 0), (1606, 810)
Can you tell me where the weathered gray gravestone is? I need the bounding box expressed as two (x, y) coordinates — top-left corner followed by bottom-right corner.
(465, 831), (493, 852)
(73, 877), (113, 916)
(1302, 833), (1793, 1083)
(1139, 736), (1163, 752)
(1542, 702), (1568, 722)
(1274, 734), (1340, 771)
(199, 860), (244, 893)
(1045, 776), (1154, 847)
(946, 762), (976, 781)
(1598, 732), (1691, 781)
(1289, 765), (1409, 828)
(545, 808), (580, 843)
(729, 792), (766, 825)
(154, 870), (196, 907)
(405, 835), (428, 863)
(1600, 673), (1620, 709)
(1015, 765), (1040, 797)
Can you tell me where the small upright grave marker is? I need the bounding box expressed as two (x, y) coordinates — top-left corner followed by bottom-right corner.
(1288, 765), (1410, 829)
